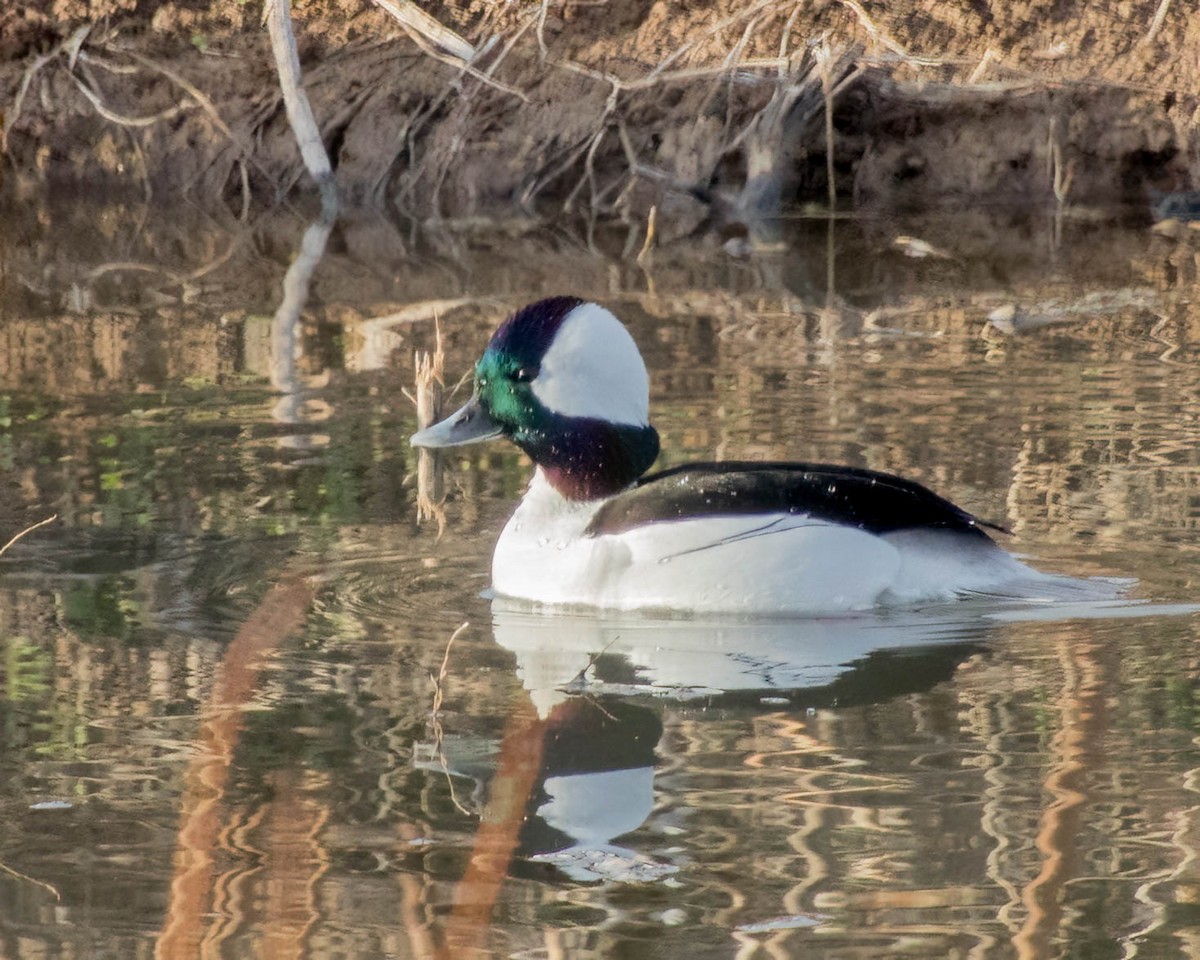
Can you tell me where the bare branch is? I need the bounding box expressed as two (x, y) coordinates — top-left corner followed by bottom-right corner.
(264, 0), (338, 211)
(371, 0), (475, 62)
(70, 71), (188, 128)
(1141, 0), (1173, 46)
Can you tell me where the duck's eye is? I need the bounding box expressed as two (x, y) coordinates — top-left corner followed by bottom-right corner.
(512, 366), (538, 383)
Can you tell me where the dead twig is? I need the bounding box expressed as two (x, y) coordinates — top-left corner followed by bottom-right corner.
(85, 261), (182, 282)
(967, 47), (1000, 84)
(392, 11), (532, 214)
(434, 739), (475, 818)
(413, 317), (445, 436)
(480, 5), (536, 81)
(69, 71), (188, 128)
(778, 3), (804, 65)
(637, 205), (657, 264)
(1141, 0), (1173, 46)
(0, 516), (58, 559)
(265, 0), (338, 211)
(430, 621), (470, 716)
(101, 47), (263, 175)
(815, 42), (837, 211)
(521, 136), (596, 209)
(370, 0), (474, 61)
(237, 159), (251, 220)
(2, 24), (96, 156)
(374, 0), (529, 102)
(552, 54), (797, 93)
(536, 0), (551, 59)
(643, 0), (776, 85)
(836, 0), (944, 66)
(407, 317), (448, 535)
(544, 0), (785, 99)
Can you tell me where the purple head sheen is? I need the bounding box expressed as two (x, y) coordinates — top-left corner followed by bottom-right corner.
(487, 296), (584, 366)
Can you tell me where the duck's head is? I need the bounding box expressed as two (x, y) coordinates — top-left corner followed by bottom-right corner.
(411, 297), (660, 500)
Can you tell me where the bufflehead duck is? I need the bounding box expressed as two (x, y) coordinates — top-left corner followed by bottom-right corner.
(411, 296), (1091, 614)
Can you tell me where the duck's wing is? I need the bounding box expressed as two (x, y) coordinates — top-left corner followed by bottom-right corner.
(584, 461), (1003, 540)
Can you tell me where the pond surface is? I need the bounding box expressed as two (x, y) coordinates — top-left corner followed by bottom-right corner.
(1, 196), (1200, 959)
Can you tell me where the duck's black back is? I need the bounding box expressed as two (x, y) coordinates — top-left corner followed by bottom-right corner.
(584, 461), (1003, 541)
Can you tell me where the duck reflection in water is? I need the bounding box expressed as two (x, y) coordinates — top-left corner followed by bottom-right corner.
(421, 610), (987, 885)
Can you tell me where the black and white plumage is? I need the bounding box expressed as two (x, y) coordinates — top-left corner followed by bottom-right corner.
(584, 461), (1007, 539)
(412, 297), (1105, 614)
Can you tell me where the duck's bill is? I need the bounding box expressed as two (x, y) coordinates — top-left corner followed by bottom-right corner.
(410, 395), (504, 448)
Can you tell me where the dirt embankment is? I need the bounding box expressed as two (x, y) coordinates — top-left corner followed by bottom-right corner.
(1, 0), (1197, 232)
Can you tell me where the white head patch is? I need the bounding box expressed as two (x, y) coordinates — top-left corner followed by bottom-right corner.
(531, 302), (650, 426)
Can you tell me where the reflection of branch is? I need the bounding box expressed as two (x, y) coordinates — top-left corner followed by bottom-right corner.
(429, 622), (473, 816)
(271, 210), (337, 424)
(430, 620), (469, 716)
(0, 858), (61, 902)
(0, 515), (57, 559)
(261, 767), (331, 959)
(443, 700), (547, 959)
(566, 636), (620, 689)
(157, 577), (317, 960)
(3, 48), (57, 155)
(1013, 633), (1105, 960)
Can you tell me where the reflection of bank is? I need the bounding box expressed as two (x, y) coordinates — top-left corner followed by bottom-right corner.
(421, 608), (989, 885)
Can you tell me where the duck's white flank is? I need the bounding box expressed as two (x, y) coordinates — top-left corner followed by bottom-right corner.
(490, 471), (1081, 615)
(530, 303), (650, 426)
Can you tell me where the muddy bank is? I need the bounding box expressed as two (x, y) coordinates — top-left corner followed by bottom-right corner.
(1, 1), (1197, 229)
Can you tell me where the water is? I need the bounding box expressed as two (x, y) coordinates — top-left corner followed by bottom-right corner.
(2, 196), (1200, 958)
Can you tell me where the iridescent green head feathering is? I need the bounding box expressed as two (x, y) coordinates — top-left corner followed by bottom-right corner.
(411, 297), (659, 499)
